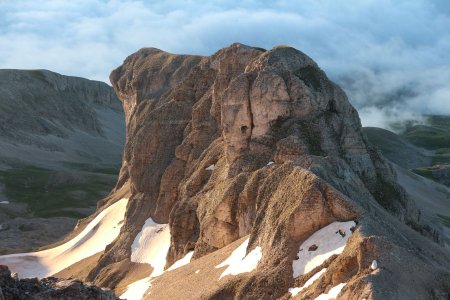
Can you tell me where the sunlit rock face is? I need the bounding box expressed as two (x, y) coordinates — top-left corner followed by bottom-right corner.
(3, 44), (448, 300)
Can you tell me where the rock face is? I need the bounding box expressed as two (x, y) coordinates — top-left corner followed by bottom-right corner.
(0, 265), (119, 300)
(3, 44), (449, 299)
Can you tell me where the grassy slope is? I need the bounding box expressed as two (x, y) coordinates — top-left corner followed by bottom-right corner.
(402, 115), (450, 165)
(364, 115), (450, 186)
(0, 164), (120, 218)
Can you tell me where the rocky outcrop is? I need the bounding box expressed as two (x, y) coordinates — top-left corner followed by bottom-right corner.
(0, 265), (119, 300)
(3, 44), (448, 299)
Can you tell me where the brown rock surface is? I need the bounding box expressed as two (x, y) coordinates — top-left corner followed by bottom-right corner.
(40, 43), (450, 299)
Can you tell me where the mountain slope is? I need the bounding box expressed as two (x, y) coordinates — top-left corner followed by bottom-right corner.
(1, 45), (449, 300)
(0, 69), (125, 254)
(364, 123), (450, 186)
(362, 127), (432, 169)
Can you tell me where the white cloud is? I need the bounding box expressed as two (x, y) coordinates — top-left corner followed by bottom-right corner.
(0, 0), (449, 127)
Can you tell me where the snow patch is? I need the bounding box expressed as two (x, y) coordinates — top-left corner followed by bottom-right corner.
(293, 221), (355, 277)
(130, 218), (171, 277)
(0, 201), (9, 204)
(195, 269), (200, 274)
(216, 238), (262, 279)
(120, 277), (152, 300)
(121, 217), (174, 300)
(167, 251), (194, 271)
(267, 161), (274, 166)
(206, 164), (215, 171)
(0, 198), (128, 278)
(288, 268), (326, 297)
(314, 283), (346, 300)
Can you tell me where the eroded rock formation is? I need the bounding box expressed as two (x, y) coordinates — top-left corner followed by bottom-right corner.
(16, 44), (449, 299)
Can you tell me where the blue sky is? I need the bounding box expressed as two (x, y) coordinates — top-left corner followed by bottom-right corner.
(1, 0), (449, 127)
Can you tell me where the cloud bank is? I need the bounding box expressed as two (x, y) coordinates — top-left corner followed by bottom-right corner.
(0, 0), (449, 128)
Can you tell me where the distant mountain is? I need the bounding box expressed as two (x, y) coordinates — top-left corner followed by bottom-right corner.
(363, 127), (432, 169)
(364, 115), (450, 186)
(0, 69), (125, 254)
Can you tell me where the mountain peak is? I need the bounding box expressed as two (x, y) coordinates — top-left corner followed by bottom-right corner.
(1, 44), (449, 300)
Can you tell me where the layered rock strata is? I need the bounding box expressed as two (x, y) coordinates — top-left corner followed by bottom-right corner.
(16, 44), (449, 299)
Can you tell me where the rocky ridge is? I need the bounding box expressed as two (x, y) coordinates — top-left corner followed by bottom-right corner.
(2, 44), (449, 299)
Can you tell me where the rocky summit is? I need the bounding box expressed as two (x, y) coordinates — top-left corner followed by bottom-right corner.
(0, 43), (449, 300)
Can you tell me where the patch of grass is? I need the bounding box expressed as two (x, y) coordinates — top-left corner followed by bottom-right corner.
(431, 155), (450, 165)
(435, 148), (450, 155)
(363, 127), (405, 155)
(0, 166), (114, 218)
(437, 214), (450, 228)
(411, 168), (436, 181)
(402, 115), (450, 150)
(62, 162), (121, 175)
(274, 45), (291, 49)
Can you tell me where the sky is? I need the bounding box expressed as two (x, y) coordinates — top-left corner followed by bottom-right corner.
(1, 0), (449, 128)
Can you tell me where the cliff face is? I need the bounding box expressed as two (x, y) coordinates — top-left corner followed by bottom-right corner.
(80, 43), (449, 299)
(2, 44), (448, 300)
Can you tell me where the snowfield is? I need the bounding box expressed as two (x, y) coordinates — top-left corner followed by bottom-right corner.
(130, 218), (171, 277)
(293, 221), (355, 277)
(215, 238), (262, 279)
(121, 217), (172, 300)
(0, 198), (128, 278)
(122, 218), (196, 300)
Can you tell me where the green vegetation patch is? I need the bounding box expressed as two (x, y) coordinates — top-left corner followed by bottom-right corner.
(437, 214), (450, 228)
(411, 168), (436, 181)
(62, 162), (121, 175)
(402, 115), (450, 150)
(0, 166), (115, 218)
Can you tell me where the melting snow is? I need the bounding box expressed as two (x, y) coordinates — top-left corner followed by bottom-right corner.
(167, 251), (194, 271)
(293, 221), (355, 277)
(121, 217), (172, 300)
(0, 201), (9, 204)
(267, 161), (274, 166)
(288, 268), (326, 297)
(314, 283), (346, 300)
(0, 198), (128, 278)
(120, 277), (153, 300)
(205, 164), (215, 171)
(130, 218), (171, 276)
(215, 238), (262, 279)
